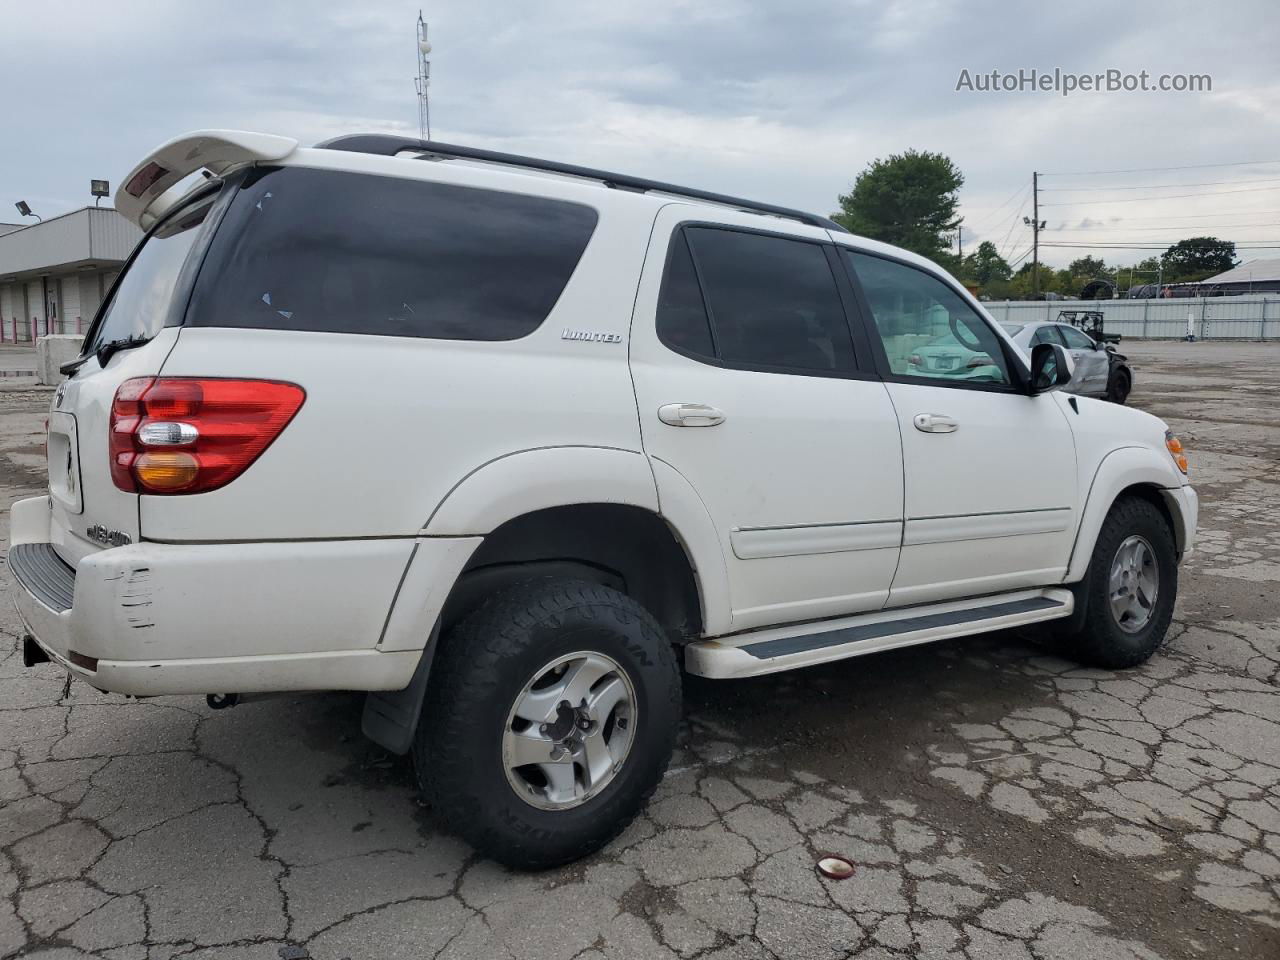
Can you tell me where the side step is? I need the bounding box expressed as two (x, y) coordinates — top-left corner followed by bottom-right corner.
(684, 588), (1073, 679)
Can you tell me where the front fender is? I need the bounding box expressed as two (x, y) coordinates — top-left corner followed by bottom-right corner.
(1065, 445), (1192, 582)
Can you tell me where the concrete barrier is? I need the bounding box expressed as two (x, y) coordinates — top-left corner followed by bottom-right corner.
(36, 334), (84, 385)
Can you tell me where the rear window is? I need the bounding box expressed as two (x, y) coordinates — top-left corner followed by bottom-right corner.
(86, 191), (220, 352)
(185, 166), (598, 341)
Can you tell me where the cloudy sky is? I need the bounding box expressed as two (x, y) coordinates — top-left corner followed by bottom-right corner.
(4, 0), (1280, 267)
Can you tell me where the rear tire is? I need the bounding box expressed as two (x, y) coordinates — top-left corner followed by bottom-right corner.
(414, 578), (681, 869)
(1062, 496), (1177, 669)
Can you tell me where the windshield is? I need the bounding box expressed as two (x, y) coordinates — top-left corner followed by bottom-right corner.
(86, 188), (222, 353)
(999, 323), (1024, 336)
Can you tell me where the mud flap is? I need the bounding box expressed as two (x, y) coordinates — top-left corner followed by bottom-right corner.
(23, 635), (51, 668)
(360, 622), (439, 755)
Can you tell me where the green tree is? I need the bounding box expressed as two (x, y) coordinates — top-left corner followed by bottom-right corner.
(963, 241), (1012, 287)
(1161, 237), (1237, 282)
(833, 150), (963, 261)
(1067, 256), (1107, 278)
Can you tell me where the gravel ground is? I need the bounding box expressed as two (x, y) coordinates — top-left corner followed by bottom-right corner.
(0, 340), (1277, 960)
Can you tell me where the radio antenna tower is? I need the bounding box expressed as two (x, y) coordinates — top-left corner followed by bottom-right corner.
(414, 11), (432, 140)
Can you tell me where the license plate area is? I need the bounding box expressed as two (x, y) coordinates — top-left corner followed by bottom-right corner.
(47, 411), (83, 515)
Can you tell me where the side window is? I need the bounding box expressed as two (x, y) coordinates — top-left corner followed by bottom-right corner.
(1031, 325), (1065, 347)
(187, 167), (598, 341)
(682, 227), (855, 374)
(1059, 325), (1095, 350)
(844, 251), (1011, 387)
(656, 231), (715, 360)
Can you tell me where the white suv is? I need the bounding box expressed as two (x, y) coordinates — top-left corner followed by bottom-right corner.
(10, 130), (1198, 868)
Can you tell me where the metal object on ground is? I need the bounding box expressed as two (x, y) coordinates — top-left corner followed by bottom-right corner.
(816, 855), (856, 880)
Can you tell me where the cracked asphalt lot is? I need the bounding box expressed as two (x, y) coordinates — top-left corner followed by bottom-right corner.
(1, 341), (1278, 959)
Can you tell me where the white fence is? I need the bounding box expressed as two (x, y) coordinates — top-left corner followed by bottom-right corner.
(980, 296), (1280, 340)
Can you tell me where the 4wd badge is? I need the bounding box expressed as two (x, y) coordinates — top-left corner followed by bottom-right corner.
(86, 524), (132, 548)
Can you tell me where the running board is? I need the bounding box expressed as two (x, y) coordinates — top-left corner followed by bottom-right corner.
(684, 588), (1074, 679)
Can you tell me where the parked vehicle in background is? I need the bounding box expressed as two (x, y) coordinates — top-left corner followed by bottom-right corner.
(11, 130), (1194, 868)
(906, 330), (1005, 381)
(999, 320), (1133, 404)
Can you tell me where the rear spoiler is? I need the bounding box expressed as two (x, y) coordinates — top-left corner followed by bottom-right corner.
(115, 130), (298, 230)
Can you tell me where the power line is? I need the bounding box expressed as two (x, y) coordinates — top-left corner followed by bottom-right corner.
(1051, 221), (1280, 233)
(1007, 243), (1035, 268)
(998, 208), (1029, 260)
(1042, 176), (1280, 193)
(1041, 159), (1280, 177)
(1063, 209), (1280, 224)
(974, 193), (1033, 252)
(1041, 184), (1280, 207)
(963, 182), (1031, 230)
(1042, 241), (1280, 250)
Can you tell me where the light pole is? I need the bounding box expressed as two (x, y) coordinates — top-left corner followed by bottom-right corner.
(15, 201), (41, 223)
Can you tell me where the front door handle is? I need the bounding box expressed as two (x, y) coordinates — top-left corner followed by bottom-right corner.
(659, 403), (726, 427)
(913, 413), (958, 434)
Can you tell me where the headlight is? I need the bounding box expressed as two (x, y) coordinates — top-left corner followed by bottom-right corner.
(1165, 430), (1188, 475)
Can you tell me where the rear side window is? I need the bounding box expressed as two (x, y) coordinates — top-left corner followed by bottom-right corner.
(656, 226), (855, 375)
(656, 232), (715, 359)
(1058, 325), (1094, 349)
(1031, 325), (1065, 347)
(186, 167), (598, 341)
(87, 190), (221, 352)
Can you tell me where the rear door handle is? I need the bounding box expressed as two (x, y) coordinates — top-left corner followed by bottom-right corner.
(913, 413), (958, 434)
(659, 403), (726, 427)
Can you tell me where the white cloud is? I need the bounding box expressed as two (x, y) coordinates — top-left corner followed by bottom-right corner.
(4, 0), (1279, 266)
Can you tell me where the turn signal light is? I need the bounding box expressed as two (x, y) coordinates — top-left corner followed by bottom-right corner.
(1165, 431), (1189, 474)
(133, 451), (201, 491)
(110, 378), (305, 494)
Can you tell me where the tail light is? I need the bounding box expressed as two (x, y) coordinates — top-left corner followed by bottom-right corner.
(966, 353), (994, 368)
(907, 354), (923, 366)
(110, 378), (305, 494)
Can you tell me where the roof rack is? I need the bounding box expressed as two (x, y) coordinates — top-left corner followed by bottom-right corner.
(316, 134), (848, 234)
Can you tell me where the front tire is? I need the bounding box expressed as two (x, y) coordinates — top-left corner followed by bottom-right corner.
(1064, 496), (1177, 669)
(414, 578), (681, 869)
(1107, 368), (1131, 404)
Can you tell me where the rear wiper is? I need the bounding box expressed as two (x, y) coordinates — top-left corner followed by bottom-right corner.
(59, 354), (91, 377)
(94, 335), (152, 368)
(60, 334), (155, 377)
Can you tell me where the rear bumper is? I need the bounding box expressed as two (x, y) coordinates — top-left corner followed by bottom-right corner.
(10, 496), (480, 697)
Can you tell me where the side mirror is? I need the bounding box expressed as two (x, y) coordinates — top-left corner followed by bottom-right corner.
(1093, 340), (1106, 351)
(1029, 343), (1074, 394)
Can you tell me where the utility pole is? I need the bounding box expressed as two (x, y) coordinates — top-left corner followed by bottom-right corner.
(956, 224), (963, 259)
(1023, 172), (1046, 297)
(1032, 171), (1039, 296)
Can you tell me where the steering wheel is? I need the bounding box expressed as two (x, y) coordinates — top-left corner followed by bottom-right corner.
(948, 314), (984, 352)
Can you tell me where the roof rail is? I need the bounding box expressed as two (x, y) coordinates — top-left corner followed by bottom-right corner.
(316, 134), (848, 234)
